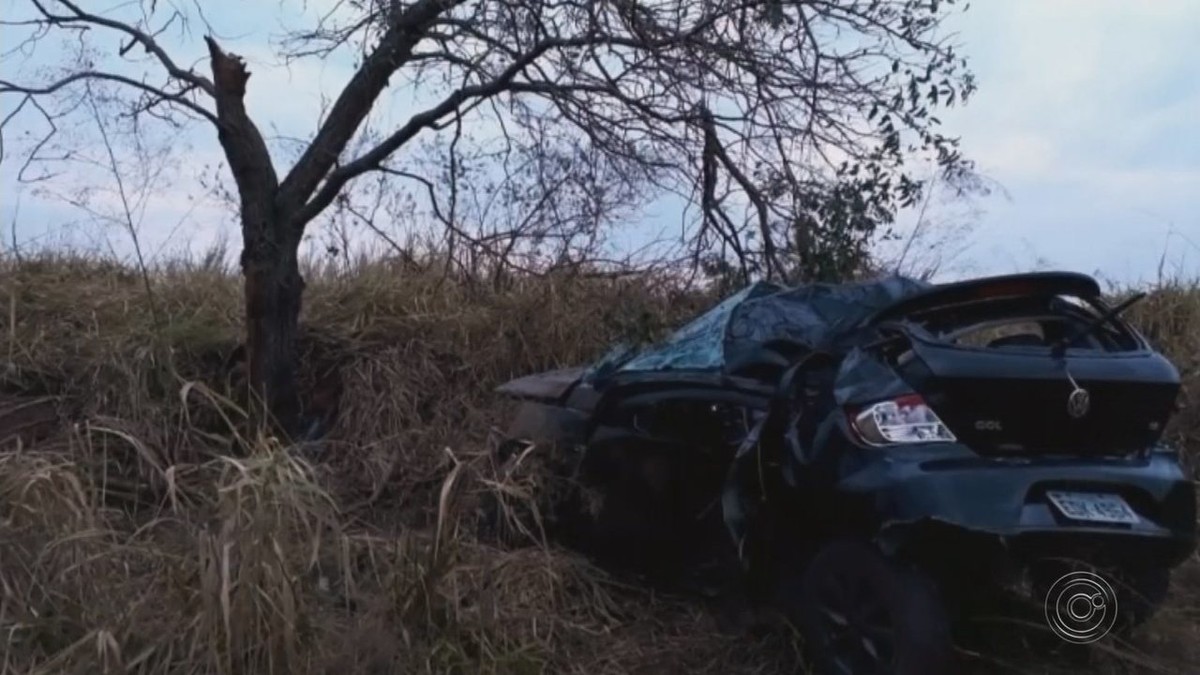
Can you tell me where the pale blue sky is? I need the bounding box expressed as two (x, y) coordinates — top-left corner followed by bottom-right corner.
(1, 0), (1198, 285)
(923, 0), (1200, 284)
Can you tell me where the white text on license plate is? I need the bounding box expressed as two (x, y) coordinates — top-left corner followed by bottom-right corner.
(1046, 491), (1139, 524)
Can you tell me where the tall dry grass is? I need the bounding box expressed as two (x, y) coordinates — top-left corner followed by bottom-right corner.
(0, 251), (1197, 674)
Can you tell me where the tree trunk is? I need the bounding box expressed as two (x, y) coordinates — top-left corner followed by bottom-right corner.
(242, 229), (305, 439)
(206, 37), (305, 439)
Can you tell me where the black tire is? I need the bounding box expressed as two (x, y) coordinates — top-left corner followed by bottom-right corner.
(782, 539), (954, 675)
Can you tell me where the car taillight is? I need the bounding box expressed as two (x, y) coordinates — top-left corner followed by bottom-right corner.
(850, 394), (956, 446)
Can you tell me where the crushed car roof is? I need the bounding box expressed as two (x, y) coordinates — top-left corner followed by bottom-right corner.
(599, 275), (932, 375)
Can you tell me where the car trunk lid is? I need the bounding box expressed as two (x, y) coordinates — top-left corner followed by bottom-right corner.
(898, 342), (1180, 456)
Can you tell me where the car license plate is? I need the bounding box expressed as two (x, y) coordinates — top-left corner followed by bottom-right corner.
(1046, 491), (1139, 524)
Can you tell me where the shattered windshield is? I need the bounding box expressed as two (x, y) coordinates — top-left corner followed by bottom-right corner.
(617, 283), (770, 372)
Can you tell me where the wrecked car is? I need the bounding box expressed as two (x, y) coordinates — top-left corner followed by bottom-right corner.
(491, 272), (1198, 675)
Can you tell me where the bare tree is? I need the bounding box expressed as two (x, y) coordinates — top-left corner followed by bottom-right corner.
(1, 0), (976, 435)
(325, 113), (649, 282)
(876, 162), (1007, 281)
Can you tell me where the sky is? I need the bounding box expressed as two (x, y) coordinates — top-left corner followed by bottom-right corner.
(1, 0), (1198, 286)
(923, 0), (1200, 285)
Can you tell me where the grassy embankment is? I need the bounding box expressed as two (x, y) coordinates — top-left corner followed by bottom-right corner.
(2, 252), (1199, 674)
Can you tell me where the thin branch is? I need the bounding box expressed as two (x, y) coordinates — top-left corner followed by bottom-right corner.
(34, 0), (217, 97)
(699, 104), (780, 281)
(276, 0), (468, 217)
(86, 88), (161, 329)
(0, 71), (217, 124)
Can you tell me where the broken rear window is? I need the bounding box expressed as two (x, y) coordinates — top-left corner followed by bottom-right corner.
(902, 294), (1142, 353)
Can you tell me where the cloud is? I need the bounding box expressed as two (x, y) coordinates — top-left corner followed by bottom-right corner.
(922, 0), (1200, 282)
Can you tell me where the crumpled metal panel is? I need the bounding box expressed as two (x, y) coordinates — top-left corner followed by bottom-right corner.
(724, 275), (930, 356)
(611, 276), (929, 375)
(833, 346), (918, 407)
(496, 367), (588, 401)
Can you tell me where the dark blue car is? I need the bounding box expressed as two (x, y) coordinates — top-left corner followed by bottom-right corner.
(493, 271), (1197, 675)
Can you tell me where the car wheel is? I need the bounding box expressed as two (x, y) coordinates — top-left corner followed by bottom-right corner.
(782, 539), (954, 675)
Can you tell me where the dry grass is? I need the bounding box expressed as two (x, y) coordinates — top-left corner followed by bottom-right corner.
(0, 251), (1198, 674)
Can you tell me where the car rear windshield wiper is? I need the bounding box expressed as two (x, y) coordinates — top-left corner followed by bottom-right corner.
(1050, 292), (1146, 357)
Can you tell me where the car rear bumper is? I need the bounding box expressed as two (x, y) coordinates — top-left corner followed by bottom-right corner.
(839, 445), (1198, 570)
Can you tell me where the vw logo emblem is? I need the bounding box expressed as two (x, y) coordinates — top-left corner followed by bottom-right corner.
(1067, 387), (1091, 419)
